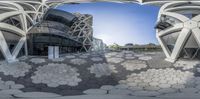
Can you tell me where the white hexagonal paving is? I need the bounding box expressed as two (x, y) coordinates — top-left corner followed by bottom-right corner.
(106, 58), (124, 64)
(91, 57), (103, 62)
(51, 57), (65, 62)
(83, 67), (200, 98)
(88, 63), (118, 78)
(0, 51), (200, 98)
(30, 58), (46, 64)
(119, 68), (195, 93)
(79, 55), (88, 59)
(174, 60), (200, 70)
(134, 54), (144, 57)
(125, 56), (136, 60)
(138, 56), (152, 61)
(31, 63), (82, 87)
(70, 58), (87, 65)
(121, 60), (147, 71)
(0, 62), (31, 77)
(65, 55), (76, 59)
(105, 52), (118, 57)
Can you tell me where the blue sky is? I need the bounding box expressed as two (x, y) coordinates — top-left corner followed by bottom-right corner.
(57, 2), (160, 46)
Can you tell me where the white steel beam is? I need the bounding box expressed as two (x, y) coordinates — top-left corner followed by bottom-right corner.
(156, 1), (200, 62)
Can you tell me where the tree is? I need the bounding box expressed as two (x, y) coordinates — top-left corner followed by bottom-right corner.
(109, 43), (121, 50)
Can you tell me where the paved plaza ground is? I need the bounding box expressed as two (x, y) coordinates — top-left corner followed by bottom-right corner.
(0, 51), (200, 99)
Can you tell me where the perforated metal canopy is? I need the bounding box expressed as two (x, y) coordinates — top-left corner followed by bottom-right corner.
(3, 0), (200, 5)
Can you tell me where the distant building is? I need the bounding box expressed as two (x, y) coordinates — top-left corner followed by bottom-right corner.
(125, 43), (134, 46)
(120, 43), (161, 51)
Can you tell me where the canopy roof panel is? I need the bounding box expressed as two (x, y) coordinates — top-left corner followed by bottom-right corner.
(3, 0), (200, 5)
(46, 0), (200, 5)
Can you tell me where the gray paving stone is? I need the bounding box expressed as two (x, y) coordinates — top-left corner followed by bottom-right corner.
(180, 88), (199, 93)
(137, 83), (148, 88)
(115, 84), (129, 89)
(0, 94), (13, 98)
(83, 89), (107, 95)
(144, 86), (160, 91)
(109, 89), (133, 95)
(158, 93), (200, 99)
(185, 82), (196, 88)
(100, 85), (114, 90)
(0, 89), (23, 95)
(131, 91), (160, 97)
(0, 84), (9, 90)
(48, 83), (59, 87)
(158, 84), (171, 88)
(14, 92), (61, 98)
(195, 85), (200, 89)
(149, 82), (159, 86)
(171, 84), (185, 89)
(128, 86), (144, 91)
(11, 84), (25, 89)
(58, 94), (161, 99)
(5, 81), (15, 86)
(158, 88), (177, 94)
(127, 83), (137, 87)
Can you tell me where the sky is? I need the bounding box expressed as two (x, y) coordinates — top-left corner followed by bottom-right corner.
(57, 2), (160, 46)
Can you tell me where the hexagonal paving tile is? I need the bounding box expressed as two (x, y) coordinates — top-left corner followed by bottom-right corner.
(31, 63), (82, 87)
(119, 68), (195, 94)
(0, 62), (31, 77)
(106, 58), (124, 64)
(174, 60), (200, 70)
(88, 63), (117, 78)
(14, 92), (61, 98)
(70, 58), (87, 65)
(30, 58), (46, 64)
(91, 57), (103, 62)
(121, 60), (147, 71)
(138, 56), (152, 61)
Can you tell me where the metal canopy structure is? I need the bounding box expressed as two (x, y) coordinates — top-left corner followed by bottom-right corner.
(155, 1), (200, 62)
(3, 0), (200, 6)
(0, 0), (200, 63)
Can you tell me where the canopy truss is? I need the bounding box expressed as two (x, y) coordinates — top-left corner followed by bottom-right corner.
(156, 1), (200, 62)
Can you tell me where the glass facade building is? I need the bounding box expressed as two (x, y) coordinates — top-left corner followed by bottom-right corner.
(0, 4), (93, 62)
(27, 21), (83, 56)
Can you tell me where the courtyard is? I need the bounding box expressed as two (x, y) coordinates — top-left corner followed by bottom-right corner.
(1, 0), (200, 99)
(0, 51), (199, 99)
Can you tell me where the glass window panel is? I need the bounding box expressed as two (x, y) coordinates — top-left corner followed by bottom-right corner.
(162, 31), (180, 53)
